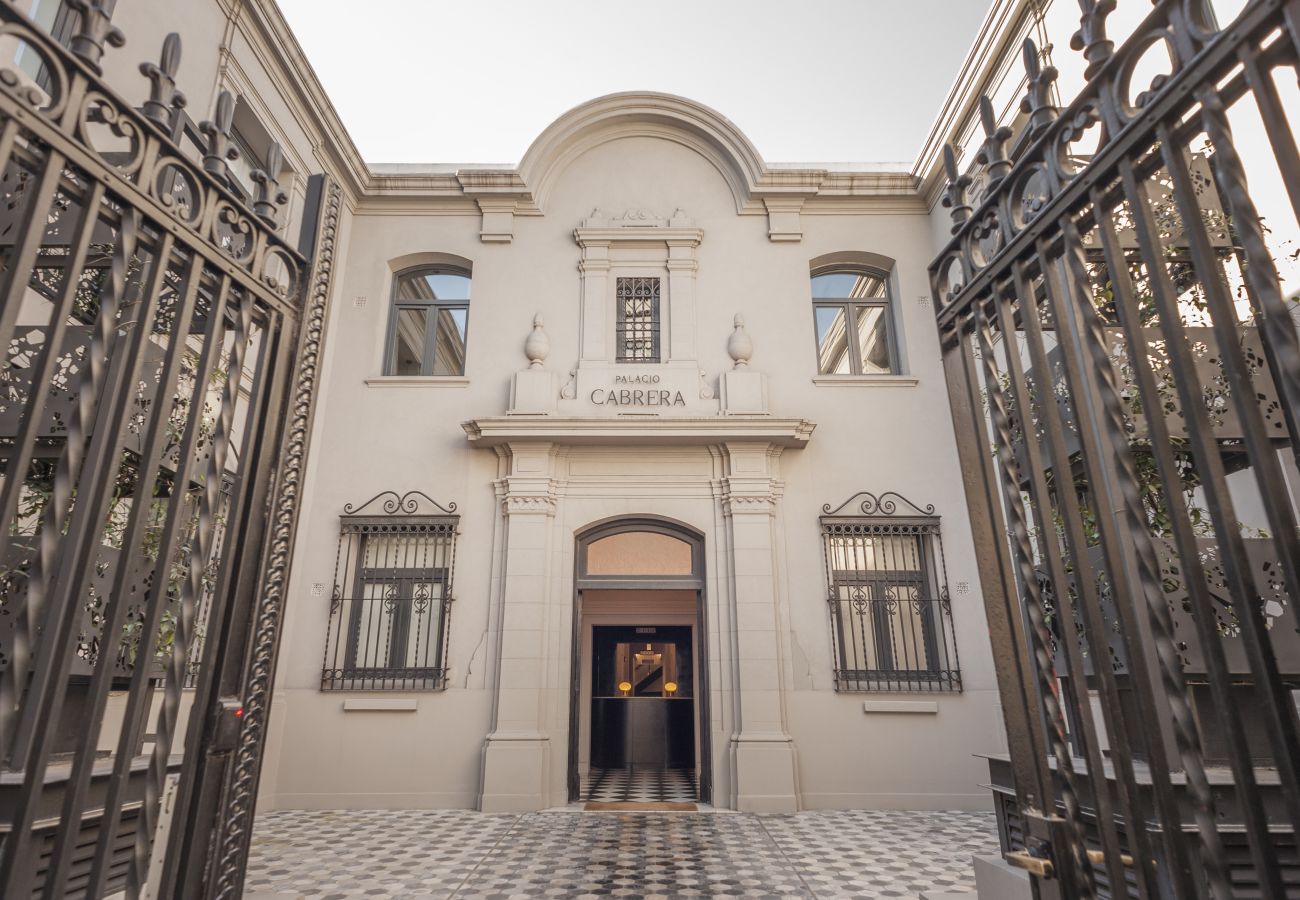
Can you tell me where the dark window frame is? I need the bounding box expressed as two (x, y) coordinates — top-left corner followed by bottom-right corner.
(811, 267), (900, 375)
(384, 266), (472, 376)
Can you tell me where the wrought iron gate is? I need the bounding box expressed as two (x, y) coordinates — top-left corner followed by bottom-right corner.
(930, 1), (1300, 897)
(0, 2), (337, 897)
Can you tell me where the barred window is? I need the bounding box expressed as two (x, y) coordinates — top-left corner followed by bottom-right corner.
(820, 492), (960, 692)
(322, 492), (458, 691)
(616, 276), (660, 363)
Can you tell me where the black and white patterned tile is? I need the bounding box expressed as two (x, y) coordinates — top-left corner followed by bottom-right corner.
(246, 807), (997, 899)
(581, 766), (697, 802)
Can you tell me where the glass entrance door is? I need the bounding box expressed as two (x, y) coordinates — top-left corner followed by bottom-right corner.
(589, 625), (695, 772)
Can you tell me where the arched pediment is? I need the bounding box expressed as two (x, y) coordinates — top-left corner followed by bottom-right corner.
(519, 92), (767, 214)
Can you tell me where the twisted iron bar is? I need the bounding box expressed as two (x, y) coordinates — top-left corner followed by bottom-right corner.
(974, 303), (1096, 896)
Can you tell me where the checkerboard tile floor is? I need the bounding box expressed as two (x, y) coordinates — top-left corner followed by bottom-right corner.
(246, 807), (997, 899)
(580, 766), (697, 802)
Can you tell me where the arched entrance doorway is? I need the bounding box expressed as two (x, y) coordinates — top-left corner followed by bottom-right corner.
(568, 518), (711, 804)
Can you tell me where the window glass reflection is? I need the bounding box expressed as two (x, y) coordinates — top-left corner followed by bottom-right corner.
(393, 307), (427, 375)
(855, 306), (893, 374)
(815, 306), (852, 374)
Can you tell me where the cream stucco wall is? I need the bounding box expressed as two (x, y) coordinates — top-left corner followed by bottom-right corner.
(255, 104), (1007, 812)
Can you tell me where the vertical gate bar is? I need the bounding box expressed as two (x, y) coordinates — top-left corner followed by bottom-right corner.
(42, 249), (208, 900)
(149, 293), (269, 900)
(0, 177), (103, 740)
(1195, 84), (1300, 473)
(0, 208), (137, 767)
(84, 273), (236, 900)
(1039, 230), (1220, 898)
(973, 299), (1096, 897)
(0, 226), (169, 899)
(1009, 258), (1165, 898)
(0, 146), (66, 363)
(1156, 127), (1300, 832)
(1091, 184), (1286, 893)
(989, 279), (1138, 898)
(942, 325), (1056, 826)
(1117, 145), (1300, 825)
(0, 117), (24, 203)
(1238, 50), (1300, 228)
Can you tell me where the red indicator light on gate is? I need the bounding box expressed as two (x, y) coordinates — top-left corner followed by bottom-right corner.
(234, 707), (244, 718)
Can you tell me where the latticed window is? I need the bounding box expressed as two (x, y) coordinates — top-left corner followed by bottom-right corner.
(820, 492), (960, 692)
(322, 492), (458, 690)
(616, 276), (660, 362)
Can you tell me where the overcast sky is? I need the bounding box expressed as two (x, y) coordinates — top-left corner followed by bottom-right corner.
(275, 0), (994, 166)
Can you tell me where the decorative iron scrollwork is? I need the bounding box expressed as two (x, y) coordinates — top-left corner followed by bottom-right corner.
(343, 490), (458, 516)
(821, 491), (936, 518)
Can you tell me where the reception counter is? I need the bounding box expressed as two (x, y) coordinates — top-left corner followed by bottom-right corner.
(590, 696), (694, 769)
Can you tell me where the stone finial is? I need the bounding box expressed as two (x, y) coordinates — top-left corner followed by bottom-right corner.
(727, 313), (753, 369)
(524, 313), (550, 369)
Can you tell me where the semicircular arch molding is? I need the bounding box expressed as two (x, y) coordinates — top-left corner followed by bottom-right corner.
(520, 92), (767, 214)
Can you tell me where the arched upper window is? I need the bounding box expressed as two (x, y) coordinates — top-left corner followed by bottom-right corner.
(811, 269), (897, 375)
(385, 267), (472, 376)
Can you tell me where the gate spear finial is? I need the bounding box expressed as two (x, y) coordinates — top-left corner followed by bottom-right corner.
(67, 0), (125, 75)
(140, 33), (186, 132)
(940, 144), (972, 235)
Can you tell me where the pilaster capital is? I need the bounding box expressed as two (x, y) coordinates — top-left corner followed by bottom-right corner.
(722, 493), (776, 517)
(502, 493), (558, 517)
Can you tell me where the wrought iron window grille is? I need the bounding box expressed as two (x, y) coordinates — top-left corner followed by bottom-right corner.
(615, 276), (660, 363)
(321, 491), (458, 691)
(820, 492), (961, 692)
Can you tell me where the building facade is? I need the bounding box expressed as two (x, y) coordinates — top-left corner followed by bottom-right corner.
(249, 90), (1008, 814)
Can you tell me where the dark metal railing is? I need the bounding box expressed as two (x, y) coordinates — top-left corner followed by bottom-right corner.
(0, 2), (338, 898)
(321, 491), (458, 692)
(929, 1), (1300, 896)
(821, 492), (961, 693)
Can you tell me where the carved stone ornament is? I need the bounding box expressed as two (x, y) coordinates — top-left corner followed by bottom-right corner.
(727, 313), (753, 368)
(503, 494), (558, 516)
(579, 207), (675, 228)
(524, 313), (550, 369)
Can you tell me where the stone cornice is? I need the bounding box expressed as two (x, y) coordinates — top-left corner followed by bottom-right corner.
(215, 15), (930, 213)
(462, 416), (815, 448)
